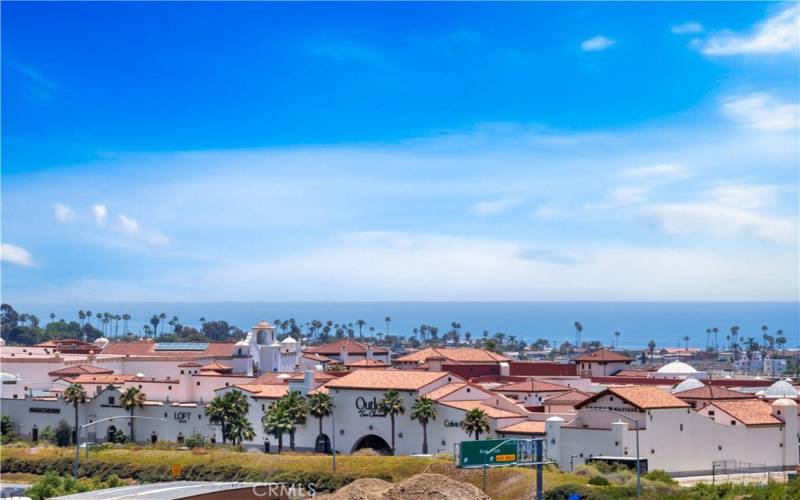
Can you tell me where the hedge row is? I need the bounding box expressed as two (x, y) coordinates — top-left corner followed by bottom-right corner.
(0, 455), (367, 492)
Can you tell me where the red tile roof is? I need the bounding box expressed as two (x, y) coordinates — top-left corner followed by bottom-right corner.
(613, 370), (650, 378)
(303, 353), (340, 364)
(498, 421), (546, 435)
(544, 390), (592, 406)
(574, 349), (633, 363)
(439, 400), (523, 419)
(287, 371), (339, 382)
(346, 359), (390, 368)
(395, 347), (509, 364)
(63, 374), (138, 385)
(676, 386), (754, 401)
(423, 382), (468, 401)
(233, 384), (289, 399)
(710, 400), (782, 426)
(306, 339), (388, 355)
(576, 386), (689, 410)
(324, 369), (456, 391)
(48, 365), (114, 377)
(495, 379), (572, 393)
(200, 362), (233, 373)
(102, 340), (235, 358)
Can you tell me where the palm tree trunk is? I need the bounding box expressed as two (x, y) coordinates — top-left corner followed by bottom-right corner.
(130, 408), (135, 443)
(475, 431), (480, 441)
(422, 423), (428, 454)
(278, 434), (283, 453)
(390, 415), (396, 455)
(73, 402), (80, 478)
(318, 417), (323, 450)
(290, 429), (295, 451)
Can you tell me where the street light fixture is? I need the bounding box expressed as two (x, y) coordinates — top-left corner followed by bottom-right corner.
(73, 415), (165, 480)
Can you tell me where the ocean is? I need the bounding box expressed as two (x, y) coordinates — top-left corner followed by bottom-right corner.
(10, 302), (800, 351)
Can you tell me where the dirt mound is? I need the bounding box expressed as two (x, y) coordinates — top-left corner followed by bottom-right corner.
(320, 478), (391, 500)
(383, 473), (490, 500)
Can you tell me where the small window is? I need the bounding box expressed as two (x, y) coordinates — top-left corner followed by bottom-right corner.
(108, 397), (115, 405)
(718, 445), (722, 451)
(731, 420), (736, 426)
(197, 382), (201, 386)
(198, 414), (202, 419)
(651, 449), (655, 454)
(138, 385), (142, 389)
(679, 424), (683, 431)
(180, 370), (184, 375)
(609, 396), (614, 401)
(164, 412), (168, 418)
(168, 386), (172, 390)
(708, 410), (715, 416)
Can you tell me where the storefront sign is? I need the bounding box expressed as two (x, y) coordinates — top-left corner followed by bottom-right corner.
(30, 407), (60, 414)
(174, 411), (191, 423)
(355, 396), (386, 417)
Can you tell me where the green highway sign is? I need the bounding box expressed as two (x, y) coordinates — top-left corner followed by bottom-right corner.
(458, 438), (543, 468)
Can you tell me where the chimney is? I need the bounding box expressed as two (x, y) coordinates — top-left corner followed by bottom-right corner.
(302, 370), (315, 394)
(340, 344), (349, 364)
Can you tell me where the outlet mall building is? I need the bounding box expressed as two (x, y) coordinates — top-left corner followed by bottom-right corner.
(2, 330), (799, 476)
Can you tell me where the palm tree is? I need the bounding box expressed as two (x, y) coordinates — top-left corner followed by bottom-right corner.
(683, 336), (690, 350)
(263, 404), (291, 453)
(205, 390), (249, 444)
(121, 314), (131, 338)
(120, 387), (145, 442)
(171, 316), (179, 333)
(356, 319), (366, 338)
(307, 392), (333, 452)
(730, 326), (740, 359)
(384, 316), (391, 338)
(78, 310), (86, 328)
(647, 340), (656, 362)
(149, 315), (160, 339)
(159, 313), (167, 337)
(410, 396), (437, 454)
(705, 328), (712, 350)
(379, 390), (405, 454)
(463, 408), (490, 441)
(49, 312), (56, 322)
(228, 416), (255, 445)
(712, 327), (719, 351)
(574, 321), (583, 347)
(613, 331), (620, 349)
(278, 390), (309, 451)
(64, 383), (87, 449)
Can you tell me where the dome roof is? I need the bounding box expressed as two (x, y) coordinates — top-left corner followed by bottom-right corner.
(763, 380), (799, 398)
(281, 336), (298, 344)
(671, 377), (705, 393)
(93, 337), (109, 345)
(254, 320), (273, 329)
(656, 360), (697, 374)
(546, 416), (565, 423)
(0, 372), (17, 382)
(772, 398), (797, 407)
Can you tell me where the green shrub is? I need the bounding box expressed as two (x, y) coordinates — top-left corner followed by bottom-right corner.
(54, 421), (72, 447)
(642, 469), (674, 484)
(184, 433), (207, 449)
(588, 476), (610, 486)
(39, 426), (56, 444)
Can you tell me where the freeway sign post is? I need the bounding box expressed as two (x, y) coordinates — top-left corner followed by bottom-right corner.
(456, 438), (547, 499)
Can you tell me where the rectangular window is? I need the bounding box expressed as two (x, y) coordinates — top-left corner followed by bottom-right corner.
(108, 397), (115, 405)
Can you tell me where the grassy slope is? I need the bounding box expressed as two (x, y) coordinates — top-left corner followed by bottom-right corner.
(0, 446), (583, 500)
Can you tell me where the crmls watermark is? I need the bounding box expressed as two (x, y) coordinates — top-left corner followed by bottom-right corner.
(252, 483), (318, 498)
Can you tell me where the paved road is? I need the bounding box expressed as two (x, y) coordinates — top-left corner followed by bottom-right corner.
(0, 482), (31, 498)
(53, 481), (288, 500)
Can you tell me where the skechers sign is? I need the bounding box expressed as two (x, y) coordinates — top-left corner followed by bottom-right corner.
(355, 397), (386, 417)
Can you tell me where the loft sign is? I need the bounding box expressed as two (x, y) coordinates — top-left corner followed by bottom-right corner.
(355, 397), (386, 417)
(174, 411), (191, 423)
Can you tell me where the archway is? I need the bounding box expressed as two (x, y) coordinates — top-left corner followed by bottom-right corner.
(351, 434), (392, 455)
(315, 434), (331, 453)
(151, 431), (158, 444)
(106, 425), (117, 443)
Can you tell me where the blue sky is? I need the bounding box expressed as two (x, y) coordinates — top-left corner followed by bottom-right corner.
(2, 2), (798, 302)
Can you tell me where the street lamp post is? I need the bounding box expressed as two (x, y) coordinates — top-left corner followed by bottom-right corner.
(584, 409), (641, 498)
(73, 416), (165, 480)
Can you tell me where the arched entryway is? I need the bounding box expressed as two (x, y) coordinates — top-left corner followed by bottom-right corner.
(150, 431), (158, 444)
(106, 425), (117, 443)
(351, 434), (392, 455)
(315, 434), (331, 453)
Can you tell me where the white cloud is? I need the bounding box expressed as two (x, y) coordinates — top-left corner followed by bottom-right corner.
(92, 204), (108, 226)
(1, 243), (36, 267)
(610, 186), (649, 205)
(471, 197), (521, 217)
(619, 164), (691, 182)
(707, 183), (783, 210)
(114, 214), (169, 246)
(645, 203), (796, 244)
(723, 93), (799, 131)
(702, 4), (799, 56)
(581, 35), (615, 52)
(53, 203), (76, 223)
(533, 205), (560, 220)
(672, 22), (704, 35)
